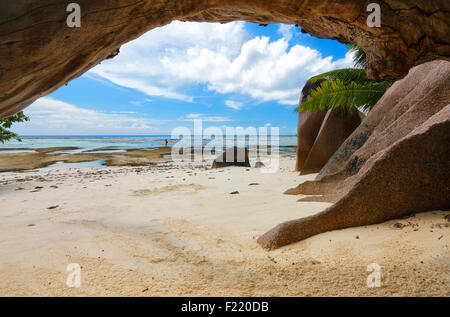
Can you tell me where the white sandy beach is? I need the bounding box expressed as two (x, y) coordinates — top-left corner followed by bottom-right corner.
(0, 156), (448, 296)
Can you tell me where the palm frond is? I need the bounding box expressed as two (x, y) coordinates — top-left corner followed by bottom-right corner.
(297, 79), (390, 113)
(308, 68), (368, 85)
(347, 44), (366, 68)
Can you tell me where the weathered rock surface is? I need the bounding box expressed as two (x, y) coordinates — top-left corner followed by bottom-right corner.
(293, 59), (450, 203)
(260, 60), (450, 249)
(1, 1), (449, 118)
(295, 80), (327, 172)
(295, 79), (363, 174)
(259, 103), (450, 249)
(212, 147), (250, 168)
(301, 108), (364, 175)
(295, 110), (326, 172)
(317, 60), (450, 183)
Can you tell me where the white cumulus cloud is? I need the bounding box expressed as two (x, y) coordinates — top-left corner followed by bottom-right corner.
(17, 97), (162, 135)
(181, 113), (232, 122)
(225, 100), (244, 110)
(90, 21), (354, 106)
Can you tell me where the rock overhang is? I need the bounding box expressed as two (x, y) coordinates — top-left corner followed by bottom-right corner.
(0, 0), (449, 118)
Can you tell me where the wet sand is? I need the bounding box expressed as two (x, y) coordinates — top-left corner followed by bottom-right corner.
(0, 147), (172, 172)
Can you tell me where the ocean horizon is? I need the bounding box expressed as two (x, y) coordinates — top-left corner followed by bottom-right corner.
(0, 135), (298, 153)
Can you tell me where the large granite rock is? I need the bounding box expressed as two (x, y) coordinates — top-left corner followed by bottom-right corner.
(295, 79), (363, 174)
(317, 60), (450, 183)
(295, 80), (327, 172)
(300, 108), (363, 175)
(290, 60), (450, 202)
(212, 147), (250, 168)
(295, 110), (327, 172)
(259, 60), (450, 249)
(1, 1), (449, 118)
(259, 104), (450, 249)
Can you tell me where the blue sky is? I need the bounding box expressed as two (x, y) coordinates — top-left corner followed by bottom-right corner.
(15, 22), (353, 136)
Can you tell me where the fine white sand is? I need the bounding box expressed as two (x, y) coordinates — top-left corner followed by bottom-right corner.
(0, 156), (448, 296)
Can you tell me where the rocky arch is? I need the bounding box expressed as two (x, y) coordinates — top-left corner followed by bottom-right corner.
(0, 0), (449, 118)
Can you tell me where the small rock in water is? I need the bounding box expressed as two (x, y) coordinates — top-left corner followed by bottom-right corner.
(254, 161), (265, 168)
(230, 191), (240, 195)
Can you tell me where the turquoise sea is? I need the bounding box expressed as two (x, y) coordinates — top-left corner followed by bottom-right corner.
(0, 135), (297, 153)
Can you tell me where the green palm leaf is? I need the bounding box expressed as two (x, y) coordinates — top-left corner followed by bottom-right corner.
(347, 44), (366, 68)
(308, 68), (367, 85)
(297, 45), (391, 117)
(297, 79), (390, 113)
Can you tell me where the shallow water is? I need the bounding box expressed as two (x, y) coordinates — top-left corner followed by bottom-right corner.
(0, 135), (297, 152)
(81, 149), (127, 154)
(0, 150), (37, 154)
(0, 136), (297, 170)
(39, 160), (106, 170)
